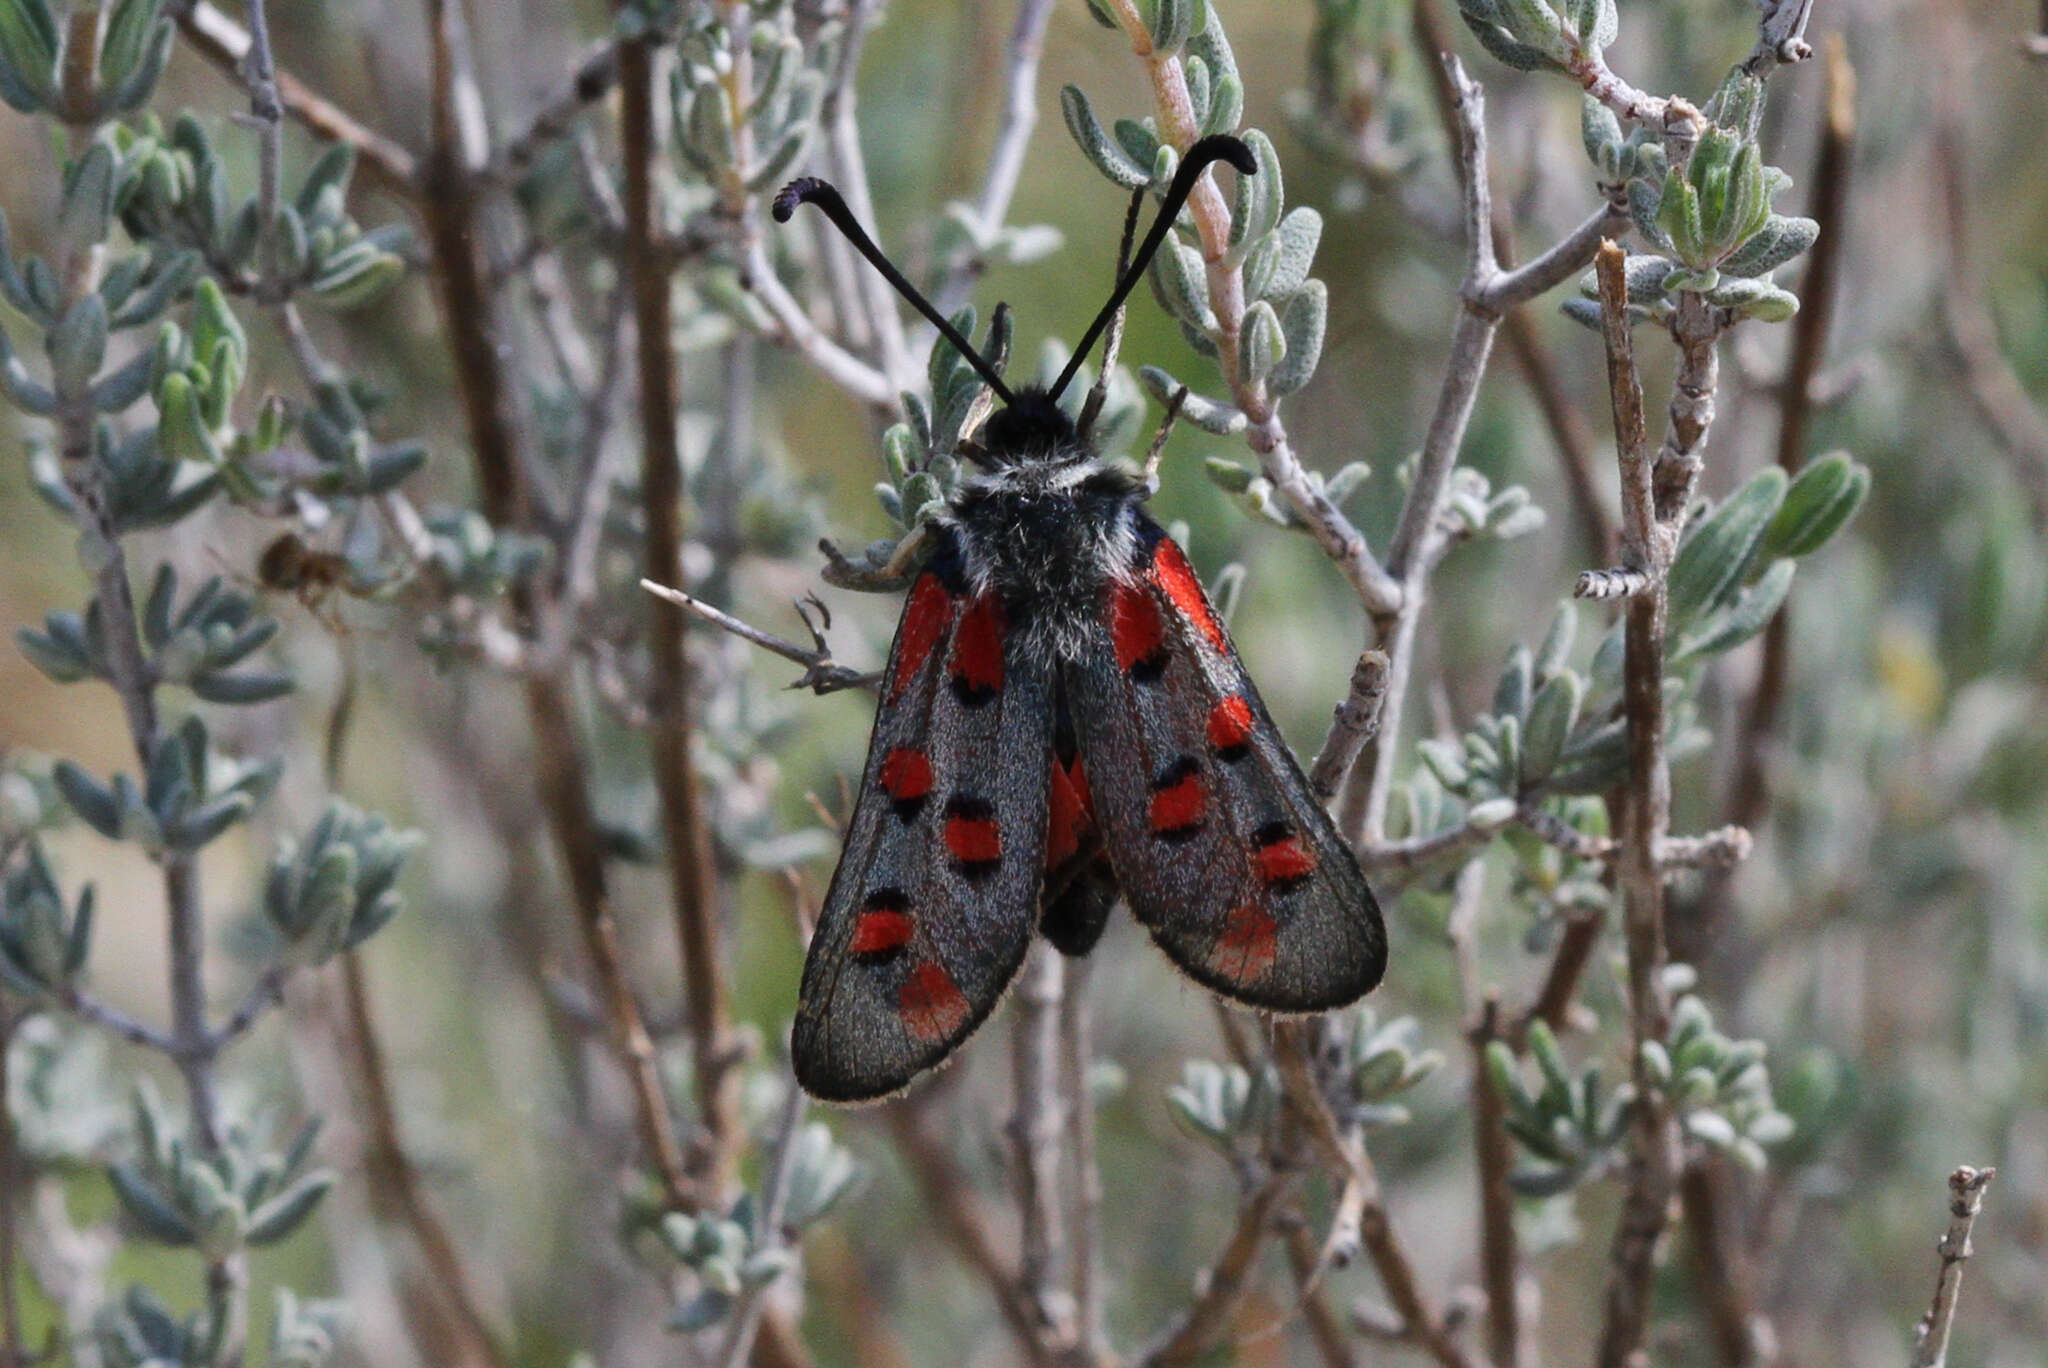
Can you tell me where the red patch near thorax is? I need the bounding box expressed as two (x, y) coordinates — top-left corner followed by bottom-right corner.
(944, 812), (1003, 863)
(1109, 581), (1165, 672)
(899, 960), (971, 1041)
(952, 595), (1006, 695)
(849, 909), (913, 956)
(1150, 539), (1227, 652)
(1148, 770), (1206, 833)
(1045, 758), (1095, 868)
(892, 575), (953, 699)
(1207, 696), (1254, 752)
(1211, 904), (1278, 981)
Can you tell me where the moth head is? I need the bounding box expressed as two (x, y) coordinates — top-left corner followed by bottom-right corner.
(976, 388), (1077, 465)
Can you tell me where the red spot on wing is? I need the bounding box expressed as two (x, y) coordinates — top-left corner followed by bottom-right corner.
(1045, 758), (1095, 869)
(1255, 836), (1317, 886)
(1150, 538), (1227, 652)
(892, 575), (954, 700)
(879, 748), (933, 802)
(1148, 766), (1207, 835)
(899, 960), (971, 1041)
(1211, 904), (1278, 982)
(951, 594), (1006, 699)
(1109, 580), (1166, 673)
(944, 810), (1003, 864)
(1207, 696), (1255, 753)
(849, 908), (913, 956)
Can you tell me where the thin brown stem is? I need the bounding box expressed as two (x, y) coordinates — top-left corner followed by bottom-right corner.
(1697, 35), (1858, 977)
(318, 675), (509, 1368)
(0, 1011), (23, 1367)
(174, 1), (419, 195)
(1590, 240), (1694, 1368)
(1059, 960), (1107, 1364)
(1470, 999), (1522, 1368)
(1411, 0), (1619, 567)
(1271, 1027), (1472, 1368)
(1139, 1172), (1293, 1368)
(1518, 911), (1603, 1040)
(1282, 1209), (1358, 1368)
(1353, 55), (1499, 843)
(1681, 1159), (1772, 1367)
(422, 0), (695, 1217)
(1011, 948), (1074, 1359)
(883, 1099), (1042, 1358)
(619, 16), (744, 1200)
(1909, 1166), (1996, 1368)
(485, 37), (625, 186)
(341, 957), (510, 1368)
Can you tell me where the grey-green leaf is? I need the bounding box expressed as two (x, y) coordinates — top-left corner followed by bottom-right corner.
(1061, 85), (1152, 190)
(1761, 451), (1868, 560)
(1666, 468), (1787, 628)
(1268, 280), (1326, 396)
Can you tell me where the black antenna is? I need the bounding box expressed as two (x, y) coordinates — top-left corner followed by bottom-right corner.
(1048, 134), (1256, 403)
(773, 179), (1018, 407)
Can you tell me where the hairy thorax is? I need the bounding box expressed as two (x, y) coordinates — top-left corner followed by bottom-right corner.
(941, 452), (1147, 667)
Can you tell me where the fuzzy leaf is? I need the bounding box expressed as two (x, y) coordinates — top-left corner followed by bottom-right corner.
(1139, 365), (1243, 434)
(1520, 671), (1582, 786)
(1666, 468), (1787, 628)
(1673, 558), (1795, 663)
(1268, 280), (1326, 396)
(108, 1163), (197, 1245)
(246, 1170), (335, 1246)
(1238, 299), (1284, 389)
(1719, 213), (1818, 278)
(1225, 129), (1282, 267)
(1061, 85), (1151, 190)
(1761, 452), (1868, 560)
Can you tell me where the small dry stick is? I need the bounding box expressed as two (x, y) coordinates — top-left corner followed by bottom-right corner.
(1469, 998), (1522, 1368)
(1310, 651), (1390, 802)
(175, 0), (419, 193)
(1271, 1027), (1473, 1368)
(881, 1098), (1042, 1357)
(0, 1011), (24, 1368)
(713, 1083), (811, 1368)
(1138, 1172), (1295, 1368)
(1909, 1166), (1996, 1368)
(1010, 947), (1076, 1353)
(642, 581), (879, 695)
(1059, 959), (1108, 1362)
(1590, 239), (1687, 1368)
(619, 13), (746, 1201)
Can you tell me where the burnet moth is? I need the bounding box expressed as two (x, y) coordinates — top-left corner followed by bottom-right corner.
(774, 135), (1385, 1102)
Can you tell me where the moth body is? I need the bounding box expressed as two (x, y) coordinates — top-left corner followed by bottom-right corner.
(939, 391), (1147, 670)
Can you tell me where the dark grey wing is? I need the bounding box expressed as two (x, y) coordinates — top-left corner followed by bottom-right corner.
(1061, 525), (1385, 1011)
(794, 573), (1052, 1102)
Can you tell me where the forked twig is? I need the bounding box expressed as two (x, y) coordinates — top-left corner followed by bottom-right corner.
(641, 580), (879, 695)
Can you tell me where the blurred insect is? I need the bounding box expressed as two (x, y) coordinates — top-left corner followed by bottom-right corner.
(256, 532), (352, 608)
